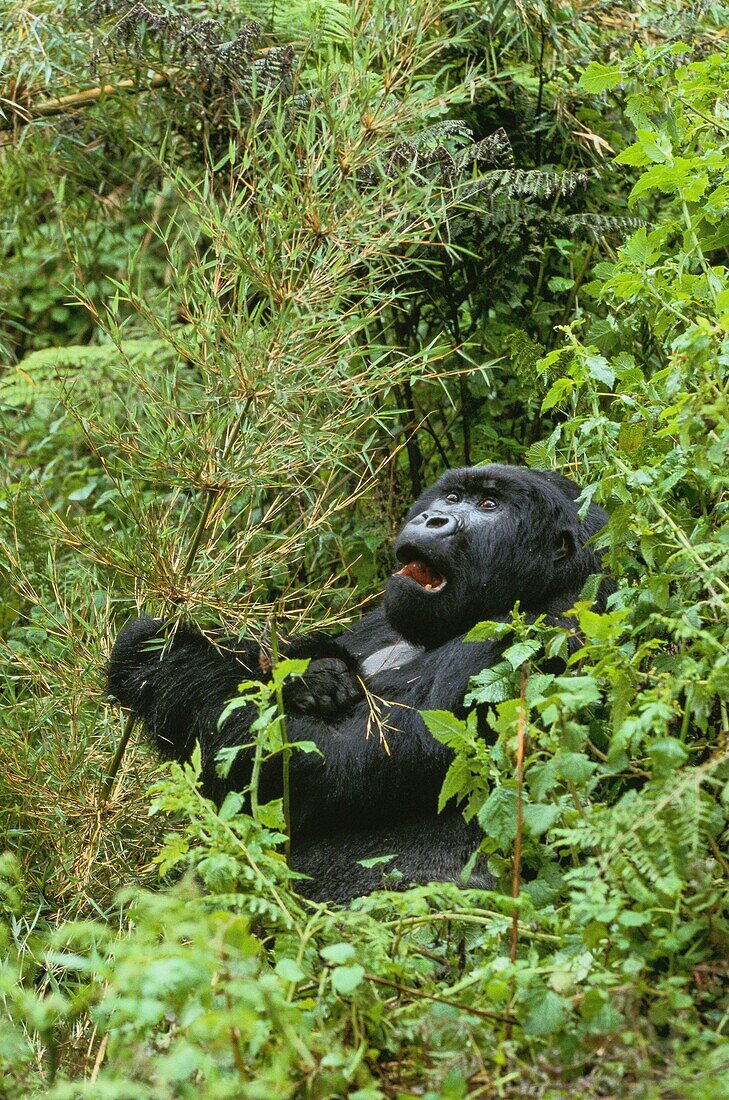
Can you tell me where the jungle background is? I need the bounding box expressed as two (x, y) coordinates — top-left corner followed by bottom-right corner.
(1, 0), (728, 1096)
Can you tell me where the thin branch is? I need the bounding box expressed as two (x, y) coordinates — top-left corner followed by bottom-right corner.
(0, 72), (174, 135)
(363, 973), (516, 1025)
(270, 623), (292, 860)
(510, 663), (528, 964)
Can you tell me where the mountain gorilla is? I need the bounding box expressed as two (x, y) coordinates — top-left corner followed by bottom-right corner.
(107, 464), (611, 903)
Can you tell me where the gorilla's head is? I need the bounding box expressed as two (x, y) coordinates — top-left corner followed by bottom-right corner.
(384, 465), (611, 648)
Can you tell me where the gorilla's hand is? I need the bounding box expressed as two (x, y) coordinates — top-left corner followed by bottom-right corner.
(284, 657), (363, 717)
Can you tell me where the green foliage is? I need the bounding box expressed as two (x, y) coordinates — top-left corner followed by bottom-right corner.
(1, 0), (728, 1096)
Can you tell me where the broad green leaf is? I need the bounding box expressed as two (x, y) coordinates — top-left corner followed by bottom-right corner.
(524, 990), (568, 1035)
(647, 738), (688, 772)
(421, 709), (468, 744)
(439, 759), (469, 812)
(466, 662), (516, 705)
(272, 658), (310, 688)
(331, 964), (365, 995)
(584, 351), (615, 388)
(579, 61), (621, 93)
(616, 128), (672, 166)
(618, 421), (646, 454)
(465, 620), (511, 642)
(523, 802), (561, 837)
(321, 943), (356, 965)
(541, 376), (574, 411)
(477, 786), (518, 847)
(218, 791), (245, 821)
(550, 676), (601, 707)
(275, 958), (305, 983)
(503, 640), (540, 669)
(557, 752), (597, 784)
(357, 854), (397, 869)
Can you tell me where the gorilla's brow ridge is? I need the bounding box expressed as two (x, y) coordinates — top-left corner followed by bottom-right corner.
(440, 470), (521, 501)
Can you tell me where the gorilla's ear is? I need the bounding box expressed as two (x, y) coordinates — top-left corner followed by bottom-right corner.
(554, 529), (576, 563)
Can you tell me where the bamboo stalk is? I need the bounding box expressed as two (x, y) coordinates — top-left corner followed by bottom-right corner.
(1, 72), (174, 131)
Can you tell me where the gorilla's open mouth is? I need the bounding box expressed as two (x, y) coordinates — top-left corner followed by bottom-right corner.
(395, 558), (447, 592)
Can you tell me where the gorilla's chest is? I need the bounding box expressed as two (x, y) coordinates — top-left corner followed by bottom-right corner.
(360, 640), (423, 678)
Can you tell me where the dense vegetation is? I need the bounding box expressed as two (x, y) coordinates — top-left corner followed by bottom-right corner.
(1, 1), (727, 1095)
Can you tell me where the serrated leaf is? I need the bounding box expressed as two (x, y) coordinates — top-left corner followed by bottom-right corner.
(466, 662), (516, 705)
(503, 640), (540, 669)
(287, 739), (322, 756)
(357, 854), (397, 869)
(275, 958), (305, 982)
(438, 759), (469, 812)
(579, 61), (621, 93)
(218, 791), (245, 821)
(542, 376), (574, 412)
(647, 738), (688, 772)
(619, 421), (646, 454)
(523, 802), (561, 837)
(331, 964), (365, 995)
(557, 752), (597, 784)
(525, 672), (555, 706)
(615, 141), (651, 167)
(465, 620), (511, 642)
(421, 709), (468, 745)
(477, 786), (517, 847)
(524, 990), (568, 1035)
(272, 658), (310, 688)
(321, 942), (356, 965)
(629, 160), (708, 204)
(584, 351), (615, 388)
(551, 676), (601, 707)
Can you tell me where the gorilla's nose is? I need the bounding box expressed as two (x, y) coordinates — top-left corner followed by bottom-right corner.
(409, 511), (459, 536)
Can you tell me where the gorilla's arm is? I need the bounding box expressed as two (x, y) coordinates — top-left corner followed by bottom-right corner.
(106, 615), (501, 833)
(107, 616), (264, 765)
(106, 616), (362, 766)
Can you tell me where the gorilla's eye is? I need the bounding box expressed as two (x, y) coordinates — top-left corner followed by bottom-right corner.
(445, 492), (461, 504)
(480, 496), (497, 510)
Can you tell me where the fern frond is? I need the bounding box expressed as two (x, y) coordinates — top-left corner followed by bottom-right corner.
(403, 121), (473, 148)
(454, 127), (514, 170)
(459, 168), (592, 204)
(568, 212), (646, 241)
(1, 339), (174, 408)
(563, 766), (722, 907)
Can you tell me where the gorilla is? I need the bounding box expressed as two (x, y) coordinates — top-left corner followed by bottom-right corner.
(107, 464), (611, 903)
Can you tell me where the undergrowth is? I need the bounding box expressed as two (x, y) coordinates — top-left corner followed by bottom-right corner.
(0, 1), (727, 1095)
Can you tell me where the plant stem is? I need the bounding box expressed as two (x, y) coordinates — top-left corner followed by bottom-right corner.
(510, 663), (528, 965)
(270, 623), (292, 859)
(0, 72), (175, 138)
(98, 710), (138, 806)
(363, 973), (515, 1025)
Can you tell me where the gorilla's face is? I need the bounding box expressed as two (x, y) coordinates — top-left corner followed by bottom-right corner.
(384, 465), (609, 648)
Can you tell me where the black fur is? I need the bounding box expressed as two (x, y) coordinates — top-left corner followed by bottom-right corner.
(107, 465), (611, 903)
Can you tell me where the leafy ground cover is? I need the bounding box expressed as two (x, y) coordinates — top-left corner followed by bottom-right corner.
(1, 1), (727, 1095)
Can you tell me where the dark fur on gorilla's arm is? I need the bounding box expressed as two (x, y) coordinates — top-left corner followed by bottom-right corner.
(107, 609), (503, 832)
